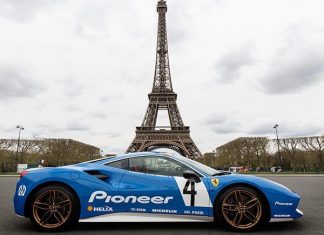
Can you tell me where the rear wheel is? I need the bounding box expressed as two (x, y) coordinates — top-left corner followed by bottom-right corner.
(29, 185), (79, 231)
(215, 186), (265, 231)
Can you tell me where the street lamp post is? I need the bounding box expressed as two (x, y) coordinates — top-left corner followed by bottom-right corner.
(15, 125), (24, 164)
(273, 124), (282, 168)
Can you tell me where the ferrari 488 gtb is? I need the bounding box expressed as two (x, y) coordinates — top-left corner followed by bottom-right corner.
(14, 152), (303, 231)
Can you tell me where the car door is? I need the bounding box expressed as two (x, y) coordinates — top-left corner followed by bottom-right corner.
(84, 161), (128, 218)
(117, 156), (212, 221)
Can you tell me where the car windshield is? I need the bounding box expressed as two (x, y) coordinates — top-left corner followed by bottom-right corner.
(179, 157), (220, 176)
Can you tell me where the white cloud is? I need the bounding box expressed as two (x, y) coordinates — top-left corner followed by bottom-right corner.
(205, 112), (241, 134)
(65, 121), (90, 132)
(0, 66), (44, 99)
(0, 0), (63, 22)
(215, 42), (256, 82)
(261, 22), (324, 94)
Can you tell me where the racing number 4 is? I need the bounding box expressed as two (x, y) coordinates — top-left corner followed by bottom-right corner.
(183, 179), (197, 206)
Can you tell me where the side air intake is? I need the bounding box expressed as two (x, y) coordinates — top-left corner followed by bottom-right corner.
(84, 170), (109, 180)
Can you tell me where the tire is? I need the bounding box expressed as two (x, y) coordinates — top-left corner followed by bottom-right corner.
(215, 186), (265, 232)
(29, 184), (79, 231)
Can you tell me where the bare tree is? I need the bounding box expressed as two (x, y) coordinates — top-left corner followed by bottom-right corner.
(215, 137), (270, 170)
(0, 139), (15, 171)
(0, 139), (15, 155)
(0, 138), (101, 170)
(255, 137), (270, 170)
(298, 136), (324, 170)
(278, 138), (299, 171)
(18, 139), (38, 163)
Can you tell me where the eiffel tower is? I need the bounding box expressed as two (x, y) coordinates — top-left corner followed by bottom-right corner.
(126, 0), (202, 158)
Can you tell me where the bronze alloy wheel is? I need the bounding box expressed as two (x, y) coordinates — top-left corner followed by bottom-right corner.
(32, 189), (72, 229)
(221, 189), (262, 230)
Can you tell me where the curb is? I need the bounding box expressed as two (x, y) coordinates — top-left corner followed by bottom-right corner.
(0, 175), (19, 177)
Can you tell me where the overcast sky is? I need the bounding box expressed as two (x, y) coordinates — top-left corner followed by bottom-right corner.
(1, 0), (324, 154)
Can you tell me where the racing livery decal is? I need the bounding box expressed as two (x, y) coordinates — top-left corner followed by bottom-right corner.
(211, 178), (219, 187)
(174, 177), (211, 208)
(17, 185), (26, 197)
(87, 205), (113, 212)
(89, 191), (174, 204)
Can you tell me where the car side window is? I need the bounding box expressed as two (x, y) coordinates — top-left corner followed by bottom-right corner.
(128, 156), (191, 177)
(105, 159), (129, 170)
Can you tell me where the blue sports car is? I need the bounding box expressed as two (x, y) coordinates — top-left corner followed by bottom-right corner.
(14, 152), (303, 231)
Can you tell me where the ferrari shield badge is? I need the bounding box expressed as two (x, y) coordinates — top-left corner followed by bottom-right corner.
(211, 178), (219, 187)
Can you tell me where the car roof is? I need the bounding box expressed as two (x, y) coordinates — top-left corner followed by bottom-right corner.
(93, 151), (183, 164)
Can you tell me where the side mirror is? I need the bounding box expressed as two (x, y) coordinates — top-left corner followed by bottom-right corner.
(183, 170), (201, 183)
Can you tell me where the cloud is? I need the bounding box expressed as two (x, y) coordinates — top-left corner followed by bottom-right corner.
(0, 0), (63, 22)
(204, 112), (241, 134)
(108, 133), (121, 138)
(212, 125), (240, 134)
(0, 126), (15, 133)
(65, 121), (90, 131)
(91, 111), (107, 119)
(100, 95), (123, 103)
(89, 130), (121, 139)
(74, 1), (111, 40)
(35, 123), (64, 133)
(64, 104), (82, 112)
(62, 78), (84, 97)
(275, 122), (324, 138)
(261, 23), (324, 94)
(205, 115), (227, 125)
(246, 118), (324, 137)
(0, 66), (44, 100)
(246, 119), (277, 136)
(167, 1), (191, 46)
(215, 42), (256, 82)
(101, 145), (124, 154)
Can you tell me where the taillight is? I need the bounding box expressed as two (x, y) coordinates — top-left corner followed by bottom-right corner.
(20, 170), (29, 179)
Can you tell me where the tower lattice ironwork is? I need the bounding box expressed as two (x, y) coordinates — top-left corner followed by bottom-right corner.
(126, 0), (202, 158)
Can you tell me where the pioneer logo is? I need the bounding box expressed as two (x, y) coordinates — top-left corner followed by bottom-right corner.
(89, 191), (173, 204)
(275, 201), (293, 206)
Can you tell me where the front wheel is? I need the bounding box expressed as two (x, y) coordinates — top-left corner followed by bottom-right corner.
(29, 185), (79, 231)
(215, 186), (265, 231)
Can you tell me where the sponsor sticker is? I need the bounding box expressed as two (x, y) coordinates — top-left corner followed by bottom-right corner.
(274, 214), (291, 218)
(184, 210), (204, 215)
(275, 201), (293, 206)
(131, 208), (146, 212)
(89, 191), (173, 204)
(87, 205), (113, 212)
(152, 209), (177, 214)
(211, 178), (219, 187)
(17, 185), (26, 196)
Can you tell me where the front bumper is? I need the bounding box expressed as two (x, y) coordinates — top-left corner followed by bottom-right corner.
(270, 208), (303, 222)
